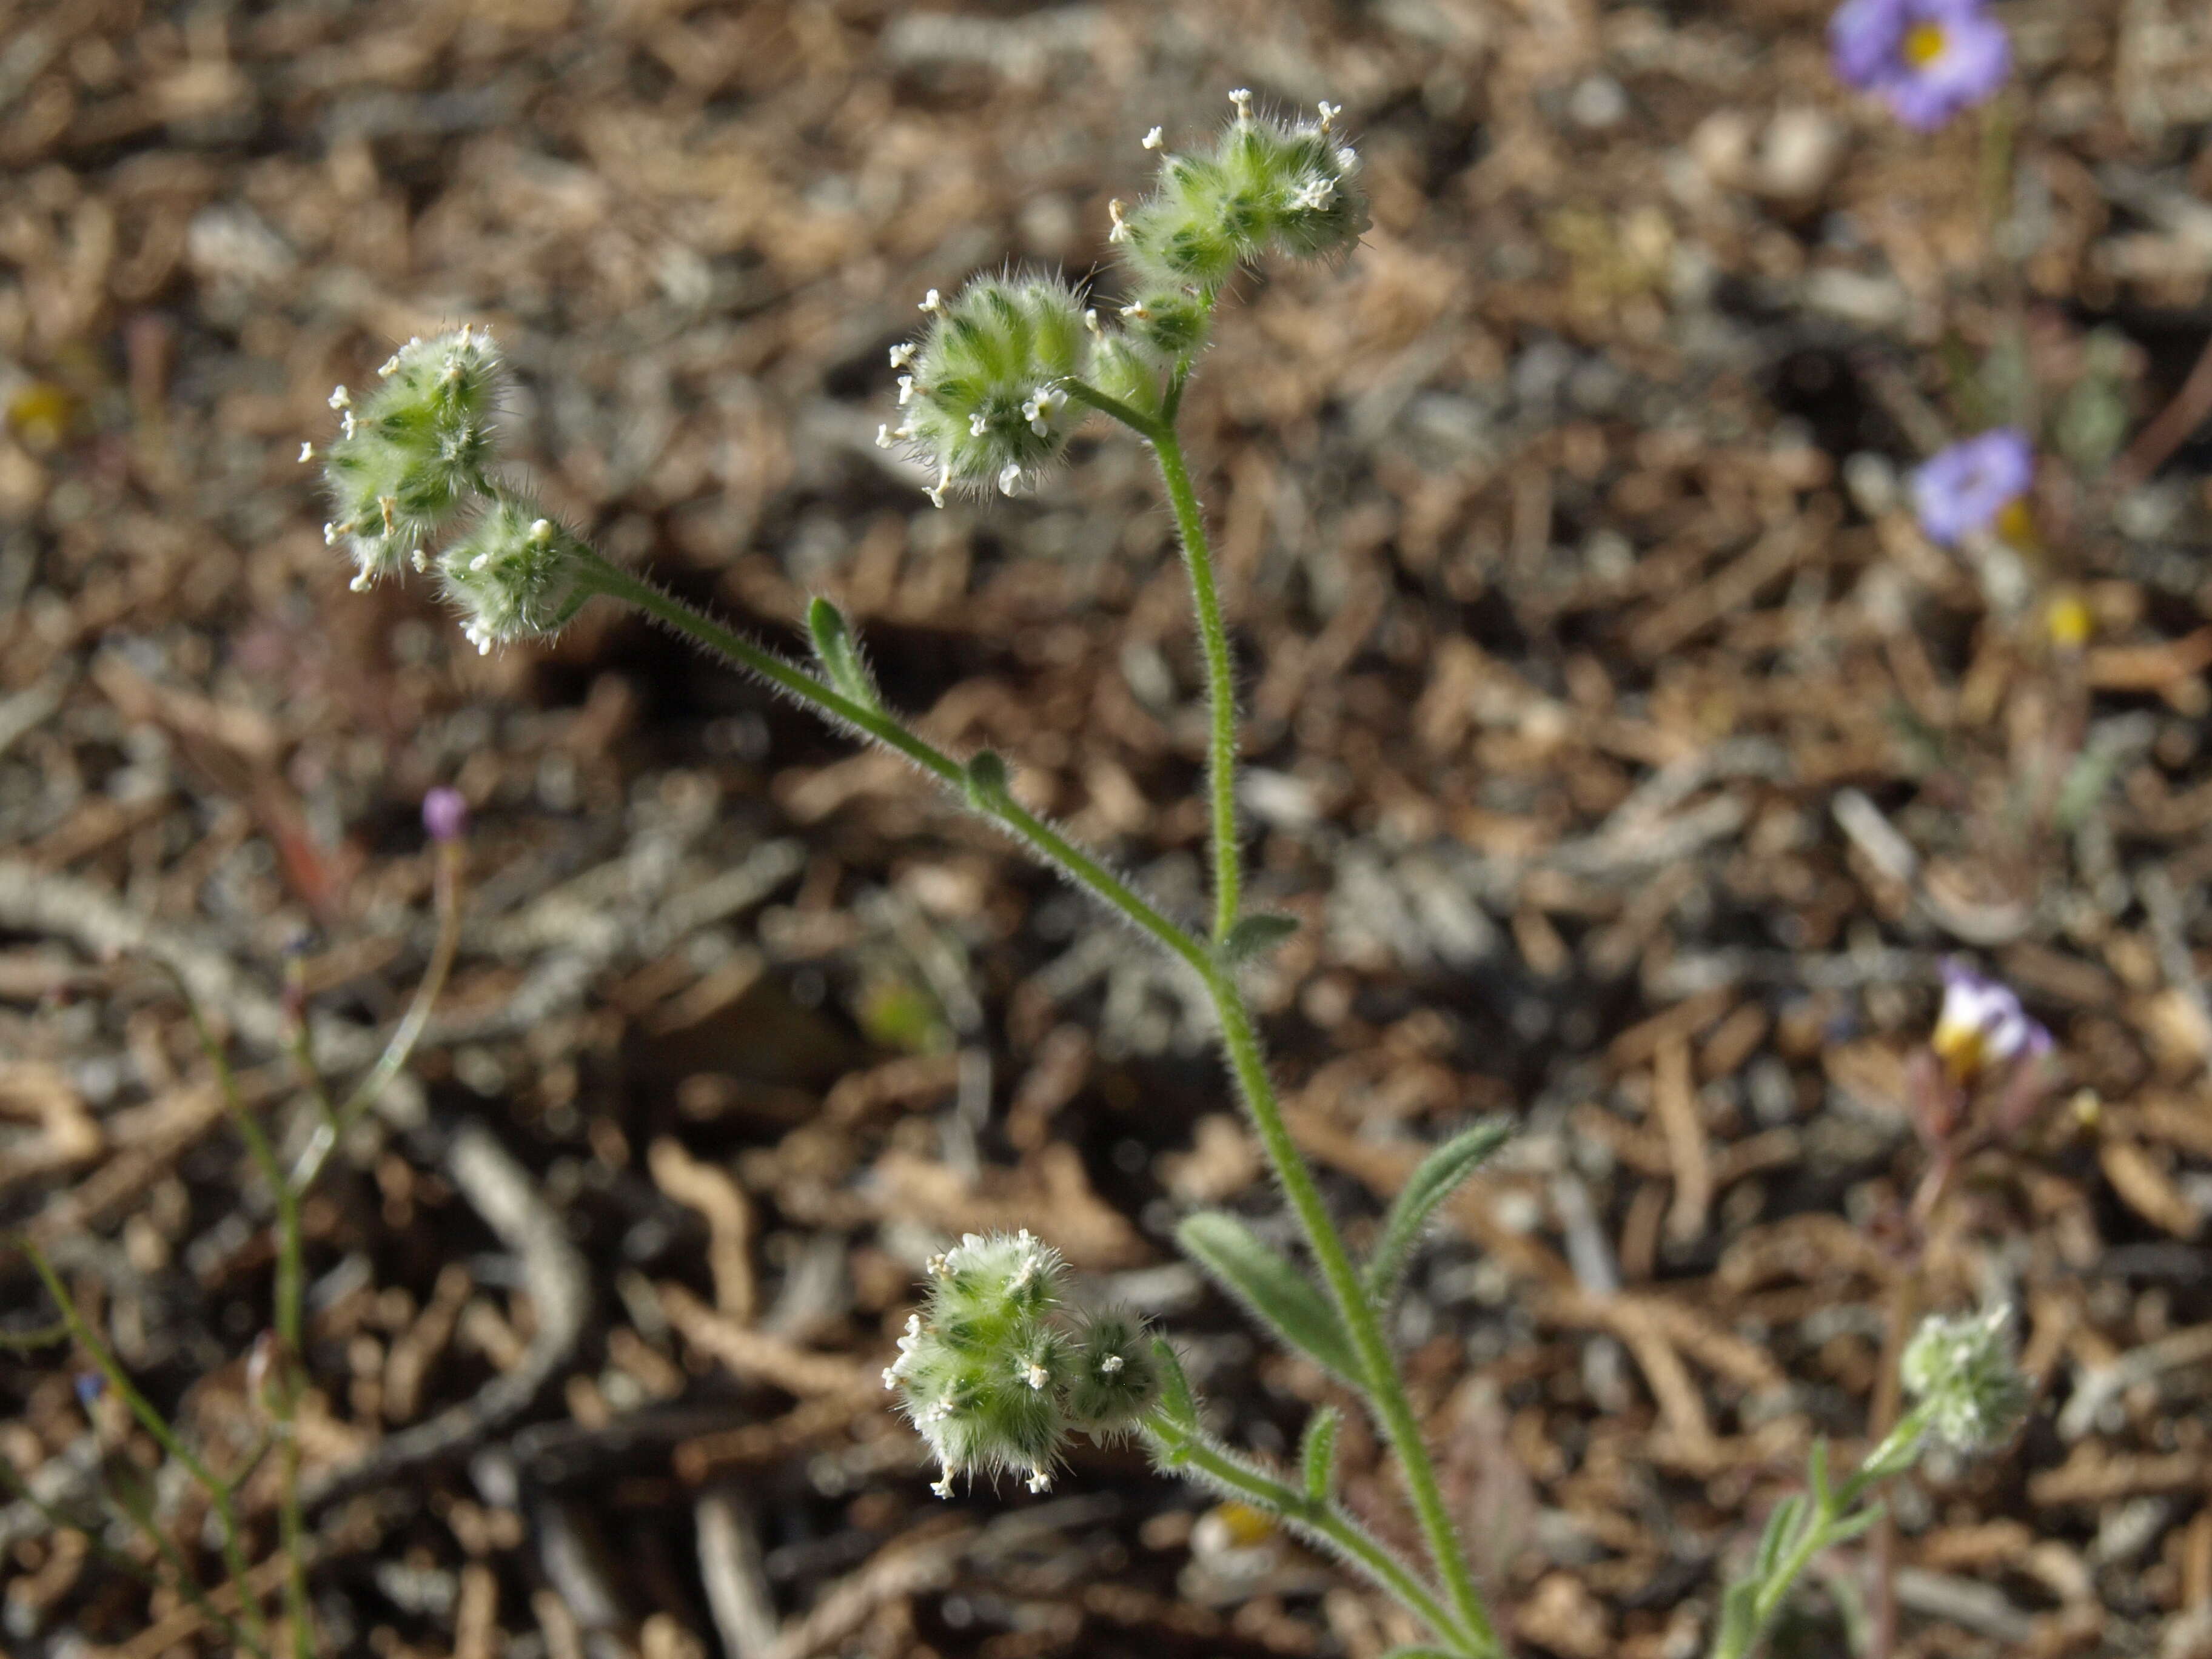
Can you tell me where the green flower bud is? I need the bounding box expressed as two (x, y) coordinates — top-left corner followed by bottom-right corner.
(1900, 1305), (2031, 1453)
(318, 326), (504, 589)
(1082, 324), (1165, 421)
(1062, 1307), (1160, 1434)
(884, 1230), (1158, 1499)
(437, 492), (592, 654)
(881, 276), (1089, 507)
(1113, 93), (1368, 314)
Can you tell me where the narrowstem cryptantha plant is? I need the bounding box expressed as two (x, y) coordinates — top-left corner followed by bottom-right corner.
(4, 794), (466, 1659)
(297, 93), (2029, 1659)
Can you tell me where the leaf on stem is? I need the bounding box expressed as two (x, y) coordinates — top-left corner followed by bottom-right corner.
(964, 750), (1011, 811)
(1151, 1336), (1200, 1430)
(1176, 1212), (1362, 1385)
(1219, 911), (1300, 965)
(1752, 1494), (1803, 1586)
(1361, 1120), (1512, 1304)
(1299, 1405), (1341, 1504)
(806, 597), (881, 711)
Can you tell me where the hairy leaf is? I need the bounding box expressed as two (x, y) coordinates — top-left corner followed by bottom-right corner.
(1362, 1120), (1512, 1303)
(805, 597), (880, 711)
(1176, 1212), (1362, 1384)
(1299, 1406), (1341, 1504)
(1219, 911), (1300, 965)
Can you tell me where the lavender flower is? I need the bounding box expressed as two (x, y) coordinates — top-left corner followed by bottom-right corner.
(1829, 0), (2011, 131)
(1932, 959), (2050, 1085)
(1912, 427), (2033, 547)
(422, 786), (469, 844)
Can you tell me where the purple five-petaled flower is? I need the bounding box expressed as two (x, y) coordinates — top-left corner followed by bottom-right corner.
(422, 786), (469, 845)
(1912, 427), (2033, 548)
(1932, 959), (2050, 1086)
(1829, 0), (2011, 132)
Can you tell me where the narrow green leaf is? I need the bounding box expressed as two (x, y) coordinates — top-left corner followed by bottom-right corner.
(1151, 1336), (1199, 1430)
(1377, 1649), (1464, 1658)
(805, 597), (880, 711)
(1752, 1495), (1803, 1585)
(1361, 1119), (1512, 1303)
(1824, 1503), (1884, 1547)
(1219, 911), (1299, 965)
(1808, 1437), (1832, 1515)
(1176, 1212), (1362, 1385)
(1298, 1406), (1341, 1504)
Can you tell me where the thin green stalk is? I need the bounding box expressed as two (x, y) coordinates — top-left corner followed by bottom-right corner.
(1201, 967), (1498, 1655)
(574, 551), (1216, 979)
(568, 540), (1500, 1654)
(1709, 1404), (1932, 1659)
(0, 1458), (254, 1655)
(287, 841), (464, 1193)
(24, 1246), (271, 1658)
(1150, 427), (1242, 942)
(1134, 413), (1496, 1651)
(1142, 1410), (1476, 1653)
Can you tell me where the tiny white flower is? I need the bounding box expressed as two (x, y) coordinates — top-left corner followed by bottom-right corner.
(896, 375), (915, 407)
(298, 441), (315, 463)
(1228, 87), (1253, 125)
(1024, 1361), (1048, 1390)
(1101, 1354), (1124, 1375)
(1107, 199), (1130, 244)
(919, 289), (943, 314)
(1025, 1467), (1053, 1494)
(970, 411), (989, 438)
(1142, 126), (1163, 149)
(1317, 99), (1341, 131)
(888, 341), (916, 369)
(327, 385), (351, 410)
(997, 461), (1023, 496)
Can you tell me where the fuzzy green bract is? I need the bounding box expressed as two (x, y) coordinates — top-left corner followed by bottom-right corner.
(883, 1230), (1158, 1498)
(881, 276), (1090, 506)
(317, 326), (501, 589)
(437, 494), (591, 655)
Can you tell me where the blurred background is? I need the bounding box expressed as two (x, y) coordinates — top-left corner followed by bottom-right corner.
(2, 0), (2211, 1655)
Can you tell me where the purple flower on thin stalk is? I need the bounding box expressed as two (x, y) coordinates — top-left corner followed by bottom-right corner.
(1932, 959), (2050, 1087)
(1912, 427), (2033, 548)
(421, 786), (469, 845)
(1829, 0), (2011, 132)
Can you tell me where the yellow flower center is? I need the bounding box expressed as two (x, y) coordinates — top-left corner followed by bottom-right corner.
(1903, 21), (1948, 66)
(1993, 495), (2037, 551)
(1932, 1022), (1989, 1085)
(2045, 591), (2093, 651)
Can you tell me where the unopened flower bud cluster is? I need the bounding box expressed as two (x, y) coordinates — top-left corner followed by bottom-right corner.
(310, 326), (589, 654)
(883, 1230), (1158, 1498)
(1900, 1305), (2031, 1453)
(882, 92), (1367, 506)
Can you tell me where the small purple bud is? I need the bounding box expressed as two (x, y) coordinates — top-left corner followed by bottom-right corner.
(422, 786), (469, 845)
